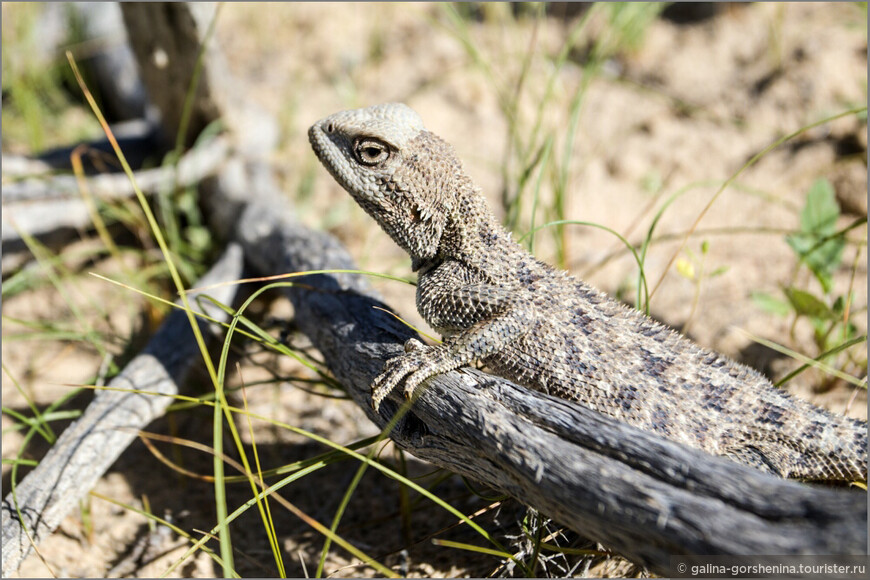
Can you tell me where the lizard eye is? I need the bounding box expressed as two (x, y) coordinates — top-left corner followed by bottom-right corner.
(353, 138), (390, 166)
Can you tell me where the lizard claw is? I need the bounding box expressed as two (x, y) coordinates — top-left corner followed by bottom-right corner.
(370, 340), (440, 412)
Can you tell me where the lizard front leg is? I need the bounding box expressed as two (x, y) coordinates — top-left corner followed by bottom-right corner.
(371, 282), (534, 411)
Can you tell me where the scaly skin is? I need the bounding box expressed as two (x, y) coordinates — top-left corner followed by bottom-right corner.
(309, 103), (867, 481)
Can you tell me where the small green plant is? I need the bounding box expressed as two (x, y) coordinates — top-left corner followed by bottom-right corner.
(785, 178), (846, 293)
(753, 177), (865, 374)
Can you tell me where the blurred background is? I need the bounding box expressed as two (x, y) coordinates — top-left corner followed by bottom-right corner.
(2, 3), (867, 577)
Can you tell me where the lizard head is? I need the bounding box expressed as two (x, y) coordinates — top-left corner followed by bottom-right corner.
(309, 103), (470, 269)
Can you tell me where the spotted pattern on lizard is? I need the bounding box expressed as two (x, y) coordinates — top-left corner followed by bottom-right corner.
(309, 103), (867, 481)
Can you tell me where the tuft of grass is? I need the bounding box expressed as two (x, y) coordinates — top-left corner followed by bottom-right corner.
(441, 2), (664, 269)
(1, 4), (103, 151)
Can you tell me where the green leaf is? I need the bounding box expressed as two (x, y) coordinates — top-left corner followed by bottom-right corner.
(785, 233), (844, 293)
(784, 287), (834, 320)
(800, 178), (839, 236)
(751, 291), (792, 317)
(832, 295), (845, 316)
(831, 294), (857, 317)
(842, 321), (858, 342)
(785, 178), (845, 292)
(640, 171), (663, 194)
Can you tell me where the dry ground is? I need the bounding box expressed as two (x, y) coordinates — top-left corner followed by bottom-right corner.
(3, 2), (867, 578)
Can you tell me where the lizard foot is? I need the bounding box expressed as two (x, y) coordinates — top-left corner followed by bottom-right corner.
(371, 339), (446, 412)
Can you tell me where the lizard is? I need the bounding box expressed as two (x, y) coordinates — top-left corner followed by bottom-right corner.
(309, 102), (868, 482)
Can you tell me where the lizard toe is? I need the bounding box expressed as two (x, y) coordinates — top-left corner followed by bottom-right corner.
(402, 373), (425, 402)
(403, 338), (427, 353)
(371, 353), (419, 409)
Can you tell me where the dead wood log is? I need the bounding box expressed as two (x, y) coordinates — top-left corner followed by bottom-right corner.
(1, 133), (230, 232)
(230, 192), (867, 576)
(1, 134), (231, 275)
(120, 2), (277, 156)
(1, 243), (245, 576)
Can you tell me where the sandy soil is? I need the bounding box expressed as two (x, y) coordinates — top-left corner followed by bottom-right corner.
(3, 3), (867, 578)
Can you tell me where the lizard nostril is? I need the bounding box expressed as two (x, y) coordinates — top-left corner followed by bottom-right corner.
(325, 122), (335, 134)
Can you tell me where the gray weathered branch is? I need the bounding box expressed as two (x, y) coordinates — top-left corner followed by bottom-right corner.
(1, 134), (230, 205)
(1, 134), (231, 254)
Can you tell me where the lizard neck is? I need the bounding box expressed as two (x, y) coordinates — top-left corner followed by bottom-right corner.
(441, 187), (516, 267)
